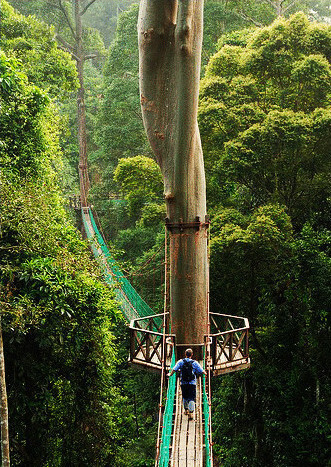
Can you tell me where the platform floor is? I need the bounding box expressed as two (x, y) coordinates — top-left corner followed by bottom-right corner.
(170, 377), (204, 467)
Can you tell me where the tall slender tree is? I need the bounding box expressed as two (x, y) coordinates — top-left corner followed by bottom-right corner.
(50, 0), (101, 207)
(138, 0), (208, 354)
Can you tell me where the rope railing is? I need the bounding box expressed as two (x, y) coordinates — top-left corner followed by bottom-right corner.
(158, 349), (176, 466)
(203, 347), (213, 467)
(82, 207), (155, 321)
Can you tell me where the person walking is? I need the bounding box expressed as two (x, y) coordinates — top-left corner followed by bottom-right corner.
(167, 348), (206, 420)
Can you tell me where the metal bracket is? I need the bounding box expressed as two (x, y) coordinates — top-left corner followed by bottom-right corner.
(165, 215), (210, 232)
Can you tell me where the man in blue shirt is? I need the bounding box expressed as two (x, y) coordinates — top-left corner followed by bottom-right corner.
(167, 348), (206, 420)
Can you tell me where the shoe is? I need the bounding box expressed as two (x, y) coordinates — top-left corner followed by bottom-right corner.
(184, 409), (189, 415)
(188, 412), (194, 420)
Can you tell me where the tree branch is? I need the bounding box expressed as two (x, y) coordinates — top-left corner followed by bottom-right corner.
(284, 0), (297, 14)
(59, 0), (76, 39)
(56, 33), (74, 52)
(238, 10), (264, 27)
(84, 54), (97, 60)
(57, 44), (79, 61)
(80, 0), (98, 16)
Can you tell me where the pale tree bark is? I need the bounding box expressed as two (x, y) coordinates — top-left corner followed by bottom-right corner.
(0, 318), (10, 467)
(138, 0), (208, 355)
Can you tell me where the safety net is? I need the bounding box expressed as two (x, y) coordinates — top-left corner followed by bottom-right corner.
(158, 349), (176, 466)
(82, 207), (155, 322)
(203, 351), (212, 467)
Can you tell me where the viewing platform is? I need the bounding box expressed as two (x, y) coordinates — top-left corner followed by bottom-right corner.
(129, 312), (250, 375)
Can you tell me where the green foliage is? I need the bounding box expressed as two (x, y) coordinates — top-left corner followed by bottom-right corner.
(93, 4), (147, 168)
(0, 53), (58, 180)
(211, 0), (330, 29)
(63, 60), (104, 186)
(109, 156), (165, 267)
(2, 255), (123, 465)
(202, 2), (246, 67)
(1, 1), (78, 97)
(8, 0), (137, 47)
(114, 155), (163, 199)
(90, 4), (150, 239)
(203, 13), (331, 467)
(0, 47), (129, 465)
(209, 204), (330, 465)
(200, 13), (331, 227)
(0, 0), (80, 195)
(221, 109), (330, 223)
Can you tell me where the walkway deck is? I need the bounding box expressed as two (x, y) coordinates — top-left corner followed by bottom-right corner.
(170, 377), (204, 466)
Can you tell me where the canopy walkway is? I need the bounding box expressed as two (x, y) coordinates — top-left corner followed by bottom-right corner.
(81, 206), (154, 322)
(157, 359), (212, 467)
(80, 203), (250, 467)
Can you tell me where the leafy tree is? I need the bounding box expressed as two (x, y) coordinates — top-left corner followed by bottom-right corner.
(108, 156), (165, 268)
(114, 156), (163, 214)
(202, 13), (331, 467)
(202, 2), (247, 66)
(93, 4), (148, 169)
(215, 0), (331, 26)
(0, 50), (128, 465)
(209, 211), (330, 466)
(199, 13), (331, 227)
(0, 1), (81, 196)
(0, 1), (78, 97)
(8, 0), (136, 46)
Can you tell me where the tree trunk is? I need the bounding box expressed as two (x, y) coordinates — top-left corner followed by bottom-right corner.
(138, 0), (208, 355)
(75, 0), (90, 207)
(0, 318), (10, 467)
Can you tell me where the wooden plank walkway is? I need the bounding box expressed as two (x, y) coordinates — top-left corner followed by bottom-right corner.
(170, 377), (204, 467)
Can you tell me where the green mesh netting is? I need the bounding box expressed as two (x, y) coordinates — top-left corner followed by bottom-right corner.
(203, 353), (212, 467)
(158, 349), (176, 466)
(82, 208), (155, 321)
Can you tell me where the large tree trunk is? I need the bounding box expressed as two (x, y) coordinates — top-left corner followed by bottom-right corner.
(75, 0), (90, 208)
(138, 0), (208, 355)
(0, 318), (10, 467)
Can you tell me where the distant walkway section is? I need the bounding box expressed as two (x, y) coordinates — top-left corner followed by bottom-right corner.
(81, 206), (155, 322)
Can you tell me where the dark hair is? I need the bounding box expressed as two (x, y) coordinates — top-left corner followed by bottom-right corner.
(185, 348), (193, 357)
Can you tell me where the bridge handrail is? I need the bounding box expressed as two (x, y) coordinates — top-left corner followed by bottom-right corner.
(131, 312), (168, 322)
(203, 346), (213, 467)
(158, 348), (176, 466)
(210, 326), (249, 337)
(209, 312), (250, 374)
(130, 327), (167, 337)
(210, 311), (248, 320)
(82, 207), (155, 320)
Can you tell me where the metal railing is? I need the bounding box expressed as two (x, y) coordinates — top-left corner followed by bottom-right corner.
(203, 345), (213, 466)
(209, 312), (250, 375)
(129, 313), (175, 371)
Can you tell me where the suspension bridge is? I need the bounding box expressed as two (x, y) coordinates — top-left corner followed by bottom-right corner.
(79, 203), (250, 466)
